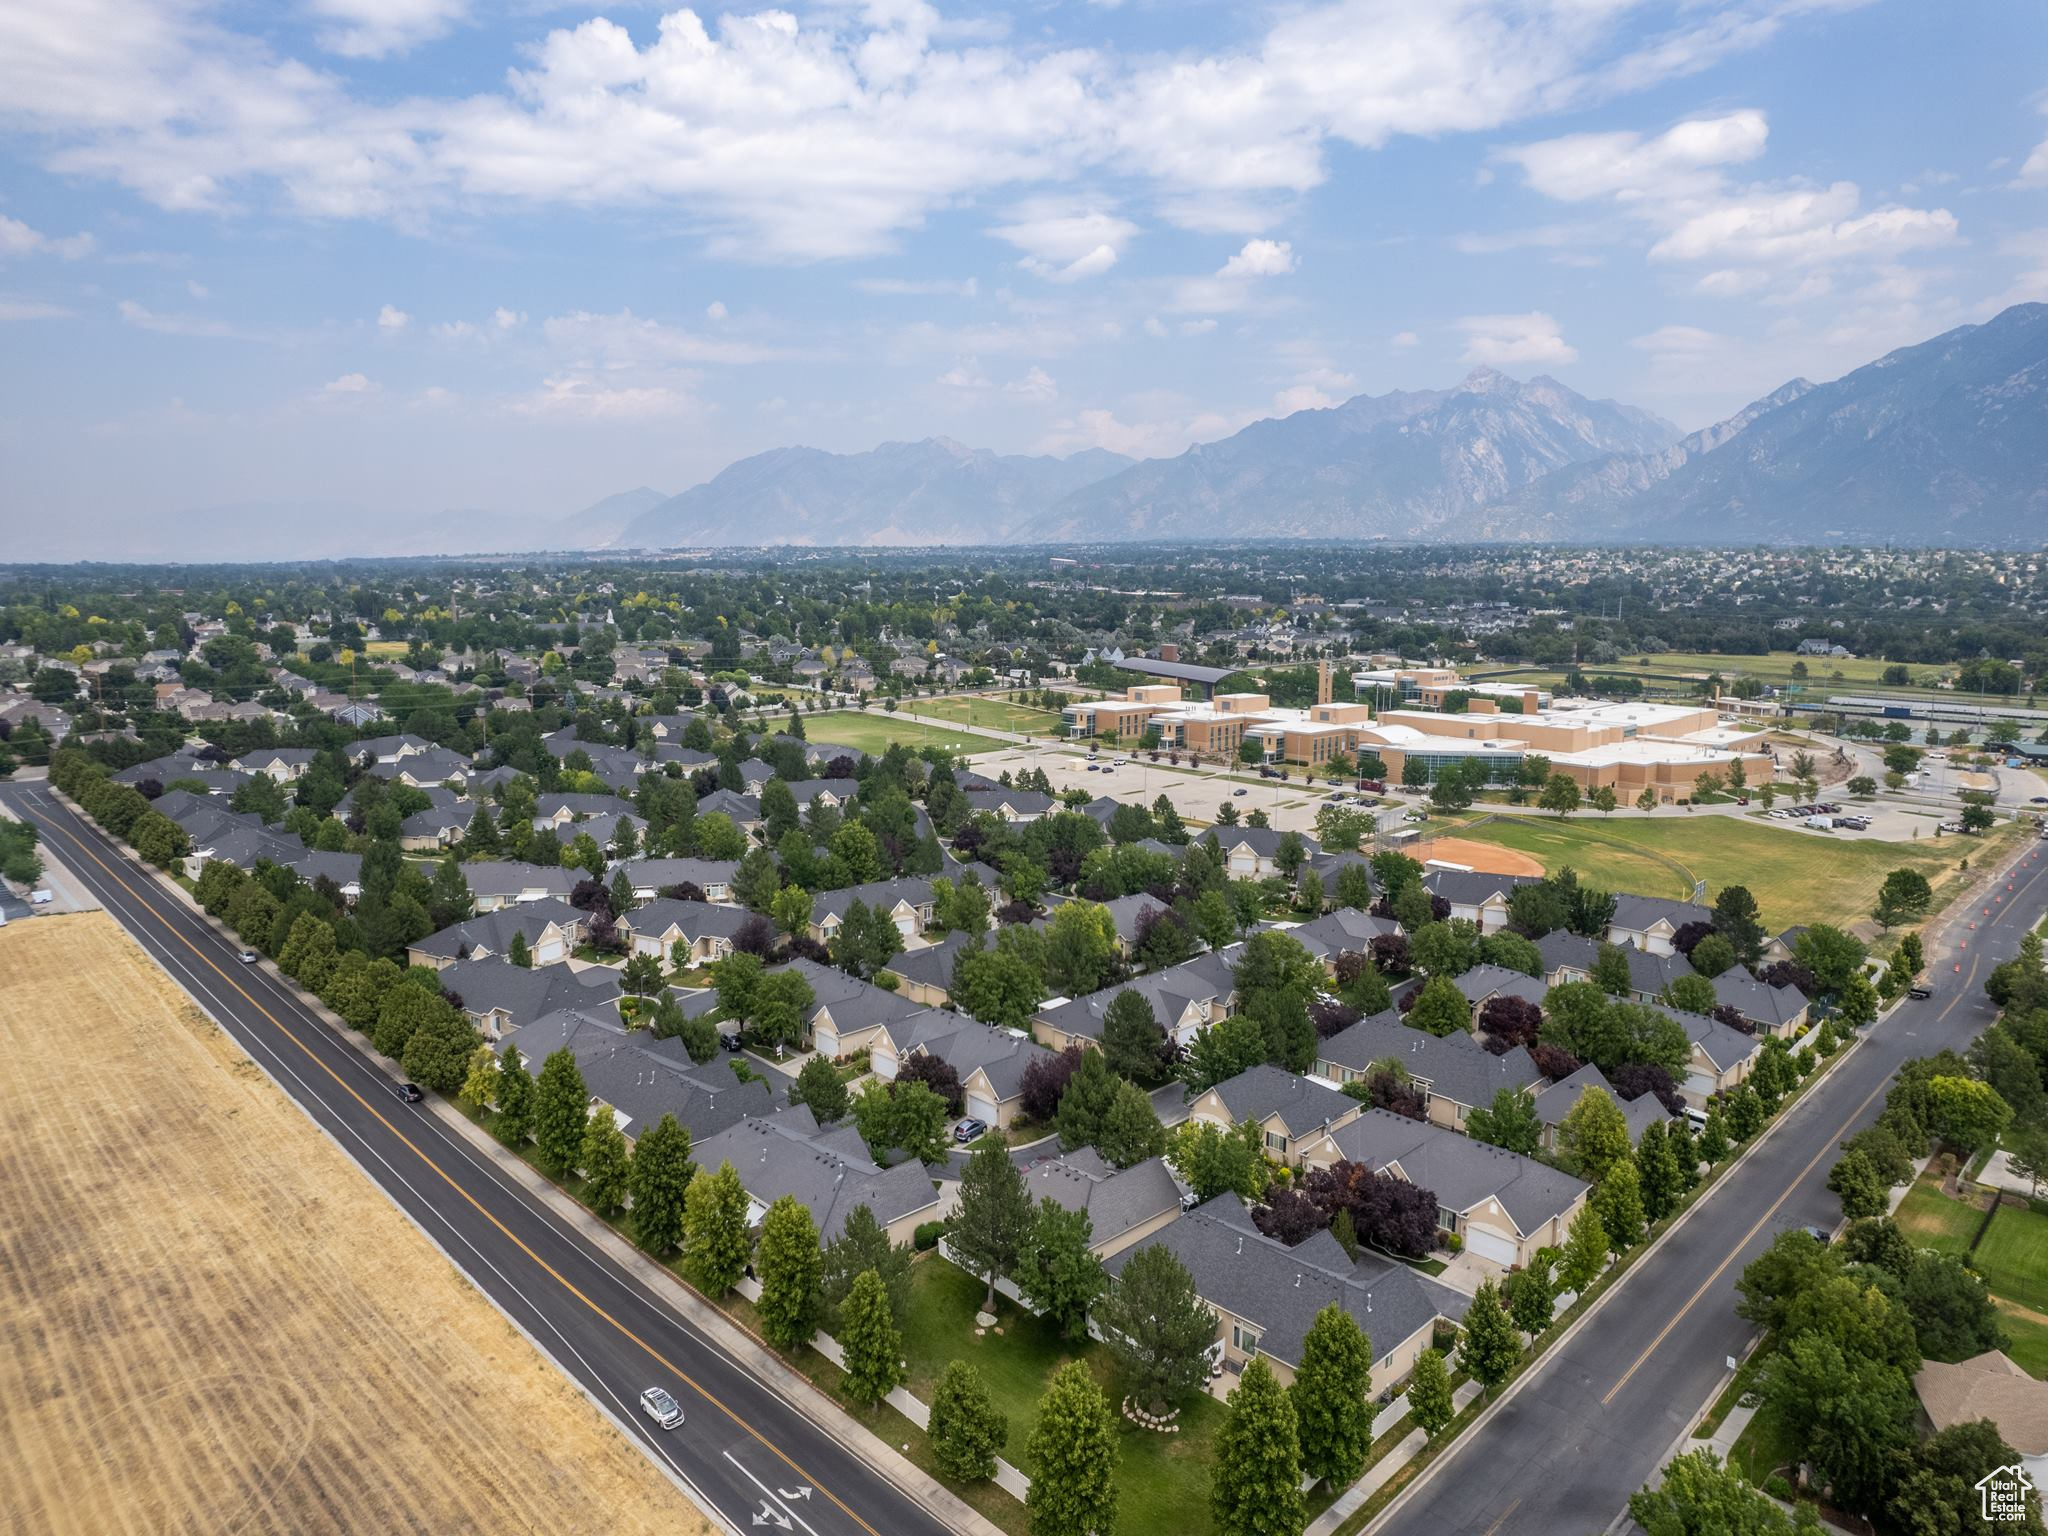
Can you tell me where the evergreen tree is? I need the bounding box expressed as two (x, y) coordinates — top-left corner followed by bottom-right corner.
(464, 802), (501, 855)
(1636, 1120), (1685, 1223)
(493, 1045), (534, 1146)
(1096, 1243), (1216, 1411)
(532, 1047), (591, 1176)
(1212, 1356), (1305, 1536)
(507, 929), (533, 968)
(1557, 1205), (1609, 1296)
(580, 1110), (632, 1216)
(793, 1053), (851, 1123)
(1405, 1347), (1455, 1440)
(629, 1113), (693, 1257)
(820, 1203), (912, 1325)
(1596, 1161), (1648, 1251)
(929, 1361), (1008, 1483)
(952, 1140), (1033, 1312)
(1102, 988), (1165, 1080)
(683, 1160), (752, 1295)
(839, 1268), (906, 1406)
(1096, 1080), (1167, 1168)
(608, 865), (637, 916)
(1592, 942), (1634, 997)
(756, 1195), (824, 1351)
(1458, 1277), (1521, 1396)
(1025, 1360), (1119, 1536)
(1055, 1047), (1122, 1151)
(1292, 1302), (1375, 1487)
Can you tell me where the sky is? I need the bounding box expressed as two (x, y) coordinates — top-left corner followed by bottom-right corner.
(2, 0), (2046, 559)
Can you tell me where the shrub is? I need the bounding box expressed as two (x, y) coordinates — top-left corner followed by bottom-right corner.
(913, 1219), (948, 1252)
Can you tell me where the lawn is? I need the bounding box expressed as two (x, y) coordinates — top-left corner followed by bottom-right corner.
(1893, 1172), (1987, 1255)
(803, 711), (1007, 759)
(1995, 1301), (2048, 1377)
(1974, 1201), (2048, 1313)
(1458, 814), (2017, 932)
(899, 1258), (1231, 1536)
(915, 696), (1066, 736)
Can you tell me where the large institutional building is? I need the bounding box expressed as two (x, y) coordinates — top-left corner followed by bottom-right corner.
(1063, 660), (1774, 805)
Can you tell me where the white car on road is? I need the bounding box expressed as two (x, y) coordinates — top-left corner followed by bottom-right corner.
(640, 1386), (684, 1429)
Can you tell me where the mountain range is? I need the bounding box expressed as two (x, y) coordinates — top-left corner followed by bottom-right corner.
(610, 302), (2048, 549)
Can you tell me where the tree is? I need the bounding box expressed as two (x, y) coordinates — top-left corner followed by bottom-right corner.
(1168, 1118), (1269, 1203)
(1102, 988), (1166, 1080)
(1558, 1204), (1610, 1296)
(1406, 1347), (1455, 1440)
(1212, 1357), (1304, 1536)
(820, 1203), (912, 1326)
(1595, 1161), (1647, 1251)
(850, 1078), (948, 1163)
(372, 980), (454, 1061)
(506, 929), (534, 968)
(929, 1361), (1008, 1483)
(1927, 1076), (2012, 1154)
(1636, 785), (1659, 812)
(278, 912), (340, 990)
(1015, 1197), (1106, 1340)
(1292, 1302), (1375, 1486)
(1836, 971), (1880, 1030)
(1467, 1087), (1542, 1155)
(1635, 1120), (1685, 1222)
(629, 1113), (693, 1256)
(769, 883), (813, 938)
(1630, 1450), (1804, 1536)
(793, 1054), (850, 1123)
(833, 899), (903, 980)
(756, 1195), (824, 1351)
(1097, 1080), (1167, 1168)
(1794, 924), (1867, 996)
(1592, 942), (1634, 997)
(1406, 975), (1473, 1038)
(577, 1107), (632, 1216)
(1055, 1047), (1122, 1150)
(1409, 919), (1476, 978)
(1559, 1087), (1632, 1182)
(1711, 886), (1767, 967)
(1688, 932), (1737, 979)
(712, 949), (764, 1024)
(531, 1048), (591, 1176)
(1025, 1360), (1119, 1536)
(401, 1004), (481, 1093)
(1096, 1243), (1216, 1412)
(1826, 1148), (1889, 1220)
(839, 1268), (907, 1407)
(952, 1140), (1033, 1313)
(1539, 773), (1582, 818)
(493, 1045), (534, 1146)
(1759, 1333), (1915, 1515)
(1873, 867), (1933, 929)
(1888, 1419), (2043, 1536)
(1591, 784), (1619, 816)
(130, 809), (191, 868)
(621, 951), (664, 995)
(1695, 1105), (1730, 1165)
(458, 1043), (500, 1115)
(683, 1160), (751, 1294)
(1509, 1252), (1556, 1337)
(1662, 973), (1718, 1015)
(1043, 900), (1120, 997)
(1458, 1277), (1520, 1396)
(752, 968), (818, 1050)
(952, 944), (1046, 1030)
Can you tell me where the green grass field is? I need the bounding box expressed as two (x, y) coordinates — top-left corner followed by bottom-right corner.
(1894, 1172), (1987, 1255)
(801, 711), (1007, 759)
(1996, 1302), (2048, 1376)
(1457, 814), (2016, 933)
(899, 1259), (1231, 1536)
(1974, 1201), (2048, 1313)
(1476, 649), (1949, 694)
(913, 696), (1065, 735)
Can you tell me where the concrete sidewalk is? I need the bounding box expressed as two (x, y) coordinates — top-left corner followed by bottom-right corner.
(1307, 1381), (1484, 1536)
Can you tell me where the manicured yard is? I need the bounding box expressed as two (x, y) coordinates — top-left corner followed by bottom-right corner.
(1728, 1402), (1801, 1489)
(1458, 814), (2017, 932)
(914, 696), (1066, 735)
(1973, 1200), (2048, 1313)
(1995, 1302), (2048, 1377)
(804, 711), (1007, 759)
(1893, 1172), (1988, 1255)
(900, 1258), (1231, 1536)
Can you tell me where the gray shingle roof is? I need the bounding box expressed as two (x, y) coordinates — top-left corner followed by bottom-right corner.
(1274, 907), (1399, 964)
(1034, 949), (1239, 1043)
(1711, 969), (1807, 1029)
(1210, 1063), (1357, 1139)
(1316, 1010), (1544, 1109)
(811, 877), (934, 926)
(413, 899), (585, 961)
(1532, 1066), (1672, 1144)
(439, 956), (623, 1029)
(1451, 964), (1548, 1008)
(1609, 894), (1713, 935)
(505, 1007), (776, 1143)
(1023, 1154), (1181, 1251)
(1323, 1108), (1589, 1237)
(618, 898), (755, 945)
(691, 1110), (940, 1240)
(459, 861), (580, 901)
(1423, 869), (1535, 908)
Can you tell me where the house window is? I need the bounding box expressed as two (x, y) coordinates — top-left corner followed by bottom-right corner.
(1231, 1323), (1261, 1353)
(1264, 1130), (1288, 1153)
(1438, 1207), (1459, 1234)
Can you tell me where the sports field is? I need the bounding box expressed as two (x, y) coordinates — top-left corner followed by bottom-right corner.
(1455, 814), (2019, 932)
(0, 912), (701, 1536)
(1475, 650), (1942, 693)
(805, 710), (1005, 758)
(912, 695), (1065, 735)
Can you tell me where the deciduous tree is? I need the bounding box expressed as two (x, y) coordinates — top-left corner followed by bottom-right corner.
(1212, 1356), (1304, 1536)
(683, 1160), (751, 1295)
(1025, 1360), (1118, 1536)
(756, 1195), (824, 1351)
(929, 1361), (1008, 1482)
(839, 1268), (907, 1407)
(1015, 1197), (1105, 1340)
(1292, 1303), (1375, 1487)
(1096, 1243), (1216, 1412)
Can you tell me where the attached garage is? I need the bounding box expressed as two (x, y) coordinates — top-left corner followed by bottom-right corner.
(966, 1088), (999, 1126)
(534, 934), (568, 966)
(870, 1044), (900, 1080)
(1463, 1224), (1518, 1269)
(892, 908), (917, 943)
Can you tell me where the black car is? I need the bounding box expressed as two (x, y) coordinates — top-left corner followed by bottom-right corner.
(1908, 985), (1932, 1000)
(397, 1082), (425, 1103)
(719, 1030), (744, 1053)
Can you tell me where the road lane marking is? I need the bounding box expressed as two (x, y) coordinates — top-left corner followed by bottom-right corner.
(21, 796), (884, 1536)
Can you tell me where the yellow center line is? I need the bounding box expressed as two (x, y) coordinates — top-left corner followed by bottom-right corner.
(32, 803), (883, 1536)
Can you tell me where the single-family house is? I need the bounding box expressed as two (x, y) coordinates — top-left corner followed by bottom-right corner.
(1710, 970), (1809, 1037)
(400, 805), (473, 852)
(616, 898), (757, 968)
(1033, 950), (1240, 1054)
(808, 877), (936, 948)
(1913, 1351), (2048, 1486)
(1607, 894), (1715, 957)
(690, 1109), (945, 1245)
(1185, 1063), (1363, 1166)
(437, 956), (624, 1042)
(781, 958), (932, 1061)
(869, 1011), (1055, 1130)
(963, 787), (1054, 823)
(408, 899), (587, 971)
(1022, 1151), (1183, 1258)
(1203, 826), (1320, 882)
(1313, 1010), (1544, 1132)
(1276, 907), (1403, 975)
(461, 861), (582, 912)
(612, 856), (742, 904)
(502, 1008), (778, 1147)
(1531, 1064), (1673, 1152)
(233, 746), (317, 782)
(887, 929), (978, 1008)
(1422, 869), (1535, 935)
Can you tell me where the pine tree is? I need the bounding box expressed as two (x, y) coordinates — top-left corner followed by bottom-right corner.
(1557, 1204), (1609, 1297)
(952, 1140), (1033, 1313)
(1212, 1356), (1305, 1536)
(1096, 1080), (1167, 1168)
(1025, 1360), (1119, 1536)
(629, 1113), (693, 1257)
(532, 1047), (591, 1176)
(1054, 1047), (1121, 1151)
(929, 1360), (1008, 1482)
(1458, 1277), (1521, 1397)
(507, 929), (533, 968)
(683, 1160), (752, 1295)
(493, 1045), (534, 1146)
(580, 1110), (632, 1216)
(1096, 1243), (1216, 1411)
(1102, 988), (1165, 1079)
(1635, 1120), (1685, 1223)
(839, 1268), (906, 1407)
(756, 1195), (824, 1351)
(1595, 1161), (1648, 1252)
(1292, 1302), (1375, 1487)
(1406, 1347), (1454, 1440)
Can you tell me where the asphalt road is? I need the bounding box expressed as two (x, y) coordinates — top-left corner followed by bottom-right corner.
(1375, 833), (2048, 1536)
(1, 783), (953, 1536)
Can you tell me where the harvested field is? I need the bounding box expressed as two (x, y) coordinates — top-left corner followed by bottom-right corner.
(0, 912), (704, 1536)
(1412, 834), (1546, 879)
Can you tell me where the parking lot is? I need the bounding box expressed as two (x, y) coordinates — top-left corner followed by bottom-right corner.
(974, 744), (1357, 836)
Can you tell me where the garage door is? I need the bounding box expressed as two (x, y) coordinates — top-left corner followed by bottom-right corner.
(871, 1046), (899, 1080)
(1464, 1226), (1518, 1268)
(535, 938), (566, 966)
(967, 1091), (999, 1125)
(894, 912), (916, 942)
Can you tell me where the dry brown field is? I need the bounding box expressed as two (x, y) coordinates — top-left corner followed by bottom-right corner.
(0, 912), (707, 1536)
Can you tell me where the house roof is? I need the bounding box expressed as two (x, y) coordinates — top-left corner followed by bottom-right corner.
(1316, 1009), (1544, 1108)
(613, 856), (743, 892)
(1711, 969), (1808, 1028)
(1208, 1063), (1356, 1139)
(412, 899), (585, 961)
(460, 861), (581, 901)
(1273, 908), (1400, 967)
(1452, 964), (1548, 1008)
(1640, 999), (1762, 1073)
(690, 1111), (940, 1240)
(811, 877), (935, 926)
(1915, 1351), (2048, 1454)
(1422, 868), (1535, 908)
(537, 791), (627, 818)
(887, 1011), (1053, 1100)
(1024, 1154), (1182, 1251)
(1035, 949), (1239, 1043)
(439, 955), (623, 1028)
(964, 787), (1055, 817)
(784, 957), (931, 1035)
(1609, 894), (1713, 934)
(886, 929), (975, 991)
(696, 789), (761, 820)
(618, 898), (755, 944)
(1321, 1107), (1588, 1237)
(1531, 1066), (1672, 1143)
(1535, 930), (1599, 977)
(401, 806), (473, 839)
(504, 1007), (777, 1144)
(1104, 1194), (1468, 1373)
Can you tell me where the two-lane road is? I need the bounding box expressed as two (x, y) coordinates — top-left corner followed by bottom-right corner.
(1375, 835), (2048, 1536)
(2, 783), (955, 1536)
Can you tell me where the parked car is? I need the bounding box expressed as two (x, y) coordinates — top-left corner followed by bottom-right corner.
(639, 1386), (685, 1429)
(238, 950), (258, 964)
(396, 1082), (424, 1103)
(1232, 787), (1248, 796)
(952, 1117), (989, 1144)
(719, 1029), (744, 1052)
(1908, 985), (1933, 1000)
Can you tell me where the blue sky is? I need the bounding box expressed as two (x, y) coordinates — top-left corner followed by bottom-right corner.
(2, 0), (2045, 558)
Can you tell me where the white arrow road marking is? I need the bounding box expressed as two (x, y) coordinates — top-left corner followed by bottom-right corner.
(750, 1501), (791, 1529)
(778, 1486), (813, 1501)
(724, 1451), (821, 1536)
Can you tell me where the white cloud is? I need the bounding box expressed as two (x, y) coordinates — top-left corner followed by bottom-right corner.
(0, 297), (71, 320)
(993, 201), (1137, 282)
(540, 307), (797, 366)
(1389, 329), (1419, 347)
(1693, 267), (1769, 297)
(1004, 366), (1058, 401)
(377, 303), (409, 330)
(0, 215), (94, 260)
(1498, 110), (1768, 203)
(2014, 108), (2048, 188)
(1456, 310), (1576, 366)
(322, 371), (375, 393)
(705, 300), (728, 321)
(1181, 318), (1217, 335)
(308, 0), (466, 59)
(937, 359), (990, 391)
(854, 276), (979, 298)
(511, 375), (696, 420)
(1272, 383), (1336, 414)
(491, 306), (525, 330)
(1629, 324), (1725, 361)
(432, 319), (480, 340)
(117, 298), (239, 337)
(1648, 186), (1956, 267)
(185, 278), (208, 298)
(1218, 238), (1294, 277)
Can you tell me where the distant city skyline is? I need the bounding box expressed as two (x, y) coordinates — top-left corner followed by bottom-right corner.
(3, 0), (2045, 558)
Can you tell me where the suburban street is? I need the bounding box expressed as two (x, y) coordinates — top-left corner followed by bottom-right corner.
(0, 782), (956, 1536)
(1373, 832), (2048, 1536)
